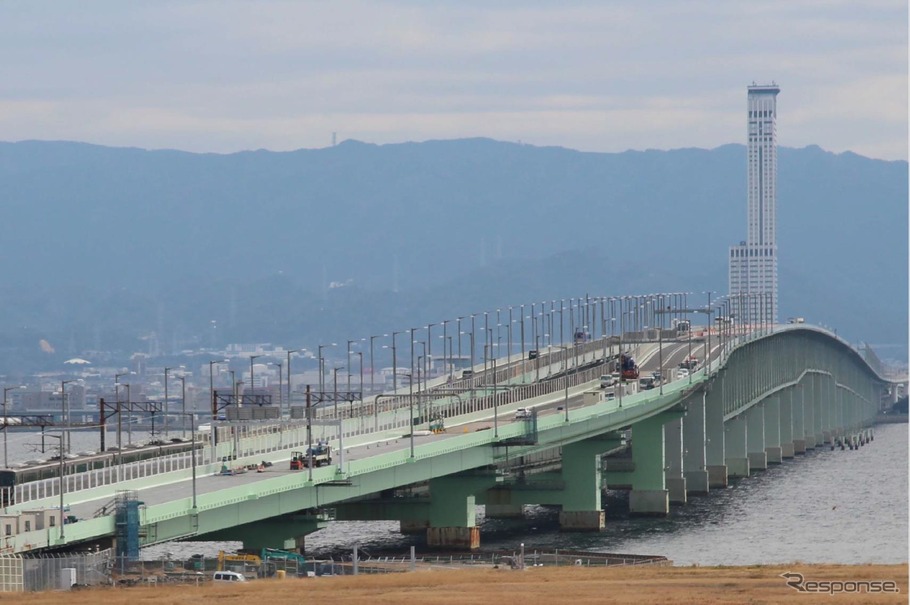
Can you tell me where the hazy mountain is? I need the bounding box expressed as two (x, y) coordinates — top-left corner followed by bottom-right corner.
(0, 138), (905, 371)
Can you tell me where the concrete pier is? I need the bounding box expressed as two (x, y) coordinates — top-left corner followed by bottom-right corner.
(558, 510), (605, 531)
(666, 477), (687, 504)
(427, 526), (479, 549)
(725, 415), (750, 478)
(747, 405), (767, 471)
(629, 490), (670, 516)
(629, 414), (671, 515)
(706, 465), (728, 489)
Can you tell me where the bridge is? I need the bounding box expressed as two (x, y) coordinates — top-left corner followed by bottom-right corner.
(0, 321), (893, 554)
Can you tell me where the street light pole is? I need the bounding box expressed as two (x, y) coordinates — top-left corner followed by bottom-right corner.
(441, 320), (449, 380)
(369, 335), (386, 397)
(317, 343), (337, 397)
(187, 412), (197, 509)
(164, 367), (171, 439)
(287, 349), (300, 417)
(407, 373), (415, 459)
(391, 333), (401, 393)
(346, 340), (355, 395)
(61, 380), (74, 454)
(177, 375), (187, 439)
(249, 355), (262, 404)
(425, 323), (436, 375)
(355, 352), (363, 401)
(456, 317), (464, 372)
(274, 361), (284, 416)
(46, 433), (65, 542)
(3, 385), (24, 468)
(114, 372), (130, 472)
(333, 366), (344, 417)
(209, 359), (228, 422)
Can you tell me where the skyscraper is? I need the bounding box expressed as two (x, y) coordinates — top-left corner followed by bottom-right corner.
(729, 83), (780, 326)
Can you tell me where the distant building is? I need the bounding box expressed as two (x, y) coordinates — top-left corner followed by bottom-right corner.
(729, 83), (780, 325)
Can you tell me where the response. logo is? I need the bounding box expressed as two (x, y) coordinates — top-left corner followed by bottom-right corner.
(780, 571), (900, 594)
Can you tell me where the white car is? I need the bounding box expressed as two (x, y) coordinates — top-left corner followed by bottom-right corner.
(213, 571), (247, 583)
(600, 374), (616, 388)
(514, 407), (532, 419)
(676, 368), (690, 379)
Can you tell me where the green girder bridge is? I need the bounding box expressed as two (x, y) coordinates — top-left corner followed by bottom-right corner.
(0, 324), (892, 553)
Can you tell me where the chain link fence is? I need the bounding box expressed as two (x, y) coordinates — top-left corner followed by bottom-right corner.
(0, 549), (112, 592)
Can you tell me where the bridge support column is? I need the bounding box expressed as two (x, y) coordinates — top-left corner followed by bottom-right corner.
(821, 375), (834, 444)
(705, 379), (727, 488)
(812, 374), (830, 447)
(724, 415), (749, 478)
(779, 388), (795, 459)
(629, 414), (669, 516)
(682, 392), (709, 495)
(427, 476), (481, 549)
(664, 417), (686, 504)
(558, 440), (605, 531)
(832, 378), (844, 440)
(764, 396), (782, 464)
(746, 404), (767, 470)
(803, 377), (817, 449)
(792, 382), (806, 454)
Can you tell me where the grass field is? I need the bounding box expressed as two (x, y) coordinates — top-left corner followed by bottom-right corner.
(3, 563), (907, 604)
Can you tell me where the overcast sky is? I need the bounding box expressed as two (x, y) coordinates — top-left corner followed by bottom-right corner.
(1, 1), (906, 160)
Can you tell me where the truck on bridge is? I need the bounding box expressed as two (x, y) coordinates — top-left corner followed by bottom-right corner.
(619, 354), (639, 381)
(290, 442), (333, 470)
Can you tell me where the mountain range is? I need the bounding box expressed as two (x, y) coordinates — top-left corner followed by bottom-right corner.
(0, 138), (906, 372)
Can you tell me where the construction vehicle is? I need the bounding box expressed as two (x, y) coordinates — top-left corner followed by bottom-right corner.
(261, 547), (308, 577)
(289, 451), (306, 470)
(304, 441), (332, 468)
(619, 354), (640, 381)
(217, 551), (262, 574)
(429, 415), (446, 434)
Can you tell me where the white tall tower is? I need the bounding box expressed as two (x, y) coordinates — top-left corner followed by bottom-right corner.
(729, 83), (780, 326)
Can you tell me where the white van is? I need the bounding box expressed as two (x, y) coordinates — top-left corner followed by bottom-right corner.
(213, 571), (247, 583)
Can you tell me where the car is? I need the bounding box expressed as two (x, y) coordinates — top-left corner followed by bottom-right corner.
(514, 407), (532, 420)
(600, 374), (616, 388)
(604, 391), (616, 401)
(212, 571), (247, 583)
(461, 369), (474, 379)
(528, 350), (539, 360)
(676, 368), (690, 379)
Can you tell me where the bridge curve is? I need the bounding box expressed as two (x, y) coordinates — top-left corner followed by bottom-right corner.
(0, 324), (892, 554)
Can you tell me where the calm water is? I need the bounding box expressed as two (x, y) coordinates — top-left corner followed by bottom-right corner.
(8, 424), (906, 565)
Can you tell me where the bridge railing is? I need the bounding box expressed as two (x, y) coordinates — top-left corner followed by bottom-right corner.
(11, 448), (205, 508)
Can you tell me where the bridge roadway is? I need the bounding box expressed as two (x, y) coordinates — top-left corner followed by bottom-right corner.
(0, 324), (888, 553)
(63, 341), (700, 517)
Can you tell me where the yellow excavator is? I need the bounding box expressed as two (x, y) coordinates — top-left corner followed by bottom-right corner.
(217, 550), (262, 573)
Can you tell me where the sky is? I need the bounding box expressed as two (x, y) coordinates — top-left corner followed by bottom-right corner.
(1, 1), (906, 161)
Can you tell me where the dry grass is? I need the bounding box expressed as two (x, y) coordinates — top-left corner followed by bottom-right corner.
(2, 563), (907, 605)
